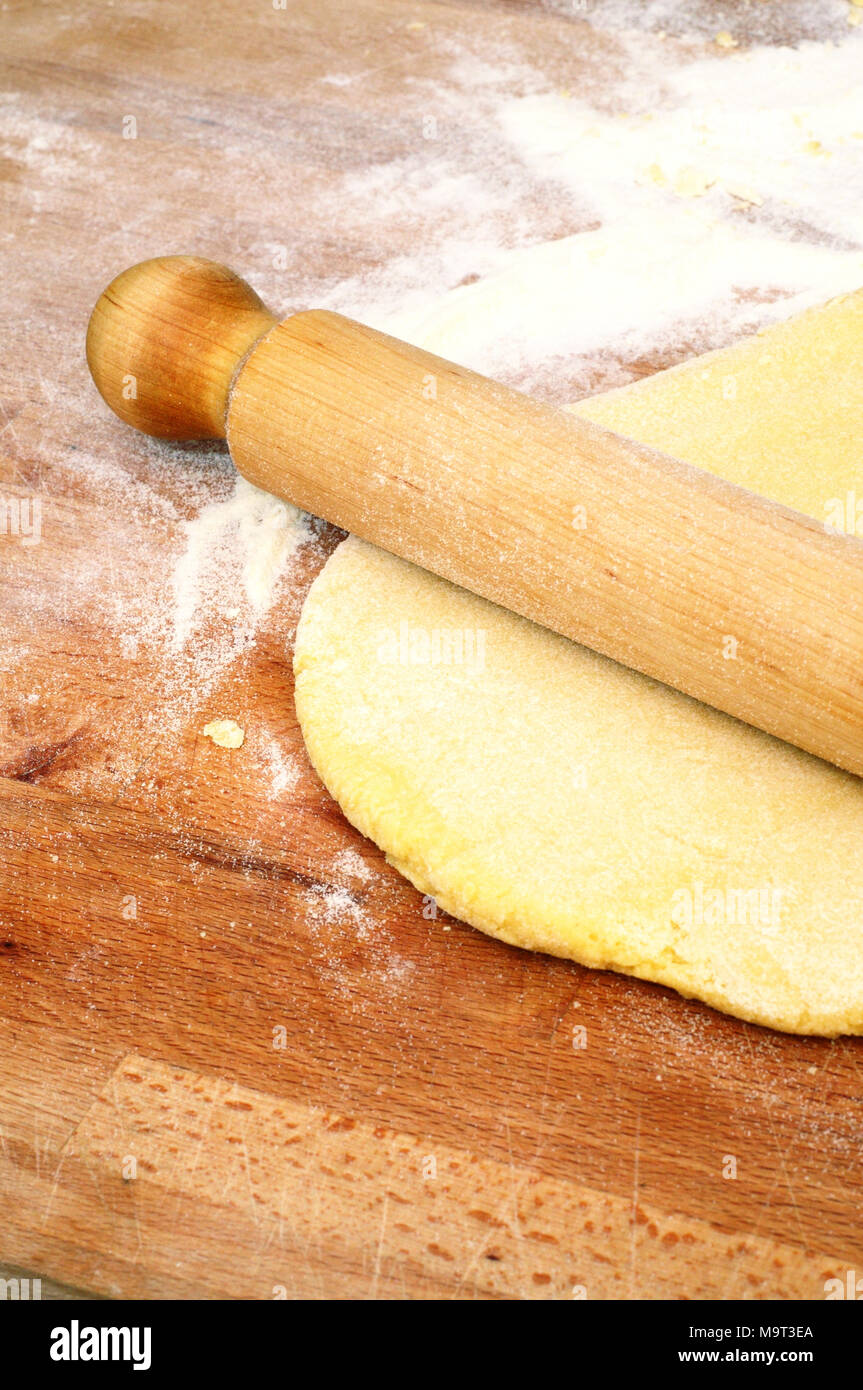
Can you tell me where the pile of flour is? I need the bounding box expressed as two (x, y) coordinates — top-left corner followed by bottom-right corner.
(171, 476), (313, 652)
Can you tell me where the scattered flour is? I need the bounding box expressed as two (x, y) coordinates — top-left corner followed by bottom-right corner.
(304, 883), (368, 931)
(501, 41), (863, 245)
(384, 216), (863, 380)
(332, 849), (376, 883)
(260, 735), (300, 797)
(172, 476), (312, 650)
(303, 874), (419, 1006)
(384, 39), (863, 381)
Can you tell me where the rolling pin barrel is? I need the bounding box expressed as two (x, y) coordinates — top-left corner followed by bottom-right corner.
(87, 256), (863, 777)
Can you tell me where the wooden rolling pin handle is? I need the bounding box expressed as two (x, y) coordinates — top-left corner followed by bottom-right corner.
(87, 257), (863, 777)
(86, 257), (278, 439)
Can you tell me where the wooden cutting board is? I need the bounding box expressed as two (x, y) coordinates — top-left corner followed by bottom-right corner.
(1, 0), (861, 1300)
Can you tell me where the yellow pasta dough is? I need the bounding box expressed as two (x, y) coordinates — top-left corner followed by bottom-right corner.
(294, 290), (863, 1035)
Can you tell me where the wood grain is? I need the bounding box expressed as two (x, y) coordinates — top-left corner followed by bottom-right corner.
(2, 0), (862, 1300)
(2, 1051), (851, 1300)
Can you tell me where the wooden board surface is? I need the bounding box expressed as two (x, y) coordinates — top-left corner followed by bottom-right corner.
(2, 0), (862, 1300)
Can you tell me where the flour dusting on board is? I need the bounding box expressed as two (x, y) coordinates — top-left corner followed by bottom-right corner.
(381, 38), (863, 393)
(172, 476), (312, 651)
(332, 849), (375, 883)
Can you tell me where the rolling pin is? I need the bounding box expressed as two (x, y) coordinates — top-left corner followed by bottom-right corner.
(87, 256), (863, 776)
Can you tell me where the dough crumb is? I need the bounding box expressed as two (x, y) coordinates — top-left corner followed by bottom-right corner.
(715, 31), (738, 50)
(673, 166), (715, 198)
(644, 161), (667, 187)
(202, 719), (245, 749)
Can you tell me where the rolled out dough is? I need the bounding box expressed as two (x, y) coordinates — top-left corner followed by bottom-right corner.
(294, 290), (863, 1036)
